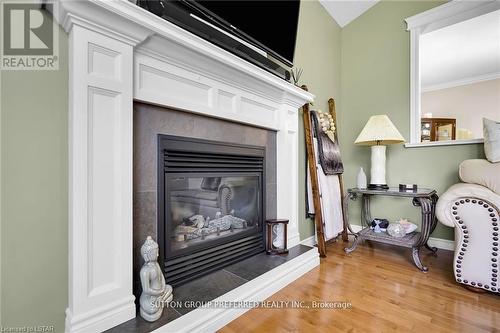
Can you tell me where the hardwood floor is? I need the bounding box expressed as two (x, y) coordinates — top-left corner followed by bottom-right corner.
(220, 239), (500, 332)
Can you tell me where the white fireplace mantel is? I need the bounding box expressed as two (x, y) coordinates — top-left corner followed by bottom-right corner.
(56, 1), (315, 332)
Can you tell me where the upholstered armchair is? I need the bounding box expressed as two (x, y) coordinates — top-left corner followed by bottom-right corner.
(436, 159), (500, 293)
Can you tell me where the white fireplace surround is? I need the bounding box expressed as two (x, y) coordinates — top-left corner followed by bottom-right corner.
(56, 1), (316, 332)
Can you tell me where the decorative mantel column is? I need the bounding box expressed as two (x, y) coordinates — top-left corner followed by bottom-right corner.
(61, 2), (152, 332)
(58, 1), (313, 332)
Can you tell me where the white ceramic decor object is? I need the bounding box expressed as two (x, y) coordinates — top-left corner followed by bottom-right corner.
(140, 236), (173, 322)
(356, 167), (367, 189)
(370, 145), (387, 187)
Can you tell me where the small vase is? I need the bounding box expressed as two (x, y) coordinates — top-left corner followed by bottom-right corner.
(357, 167), (367, 189)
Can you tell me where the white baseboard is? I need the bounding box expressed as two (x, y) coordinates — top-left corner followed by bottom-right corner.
(287, 232), (302, 248)
(300, 235), (316, 247)
(65, 296), (136, 333)
(300, 226), (455, 251)
(349, 225), (455, 251)
(427, 237), (454, 251)
(153, 247), (320, 333)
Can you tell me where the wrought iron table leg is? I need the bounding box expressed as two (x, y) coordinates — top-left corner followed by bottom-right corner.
(345, 235), (360, 253)
(425, 243), (438, 253)
(411, 195), (439, 270)
(425, 193), (439, 255)
(361, 194), (373, 227)
(412, 247), (428, 272)
(343, 192), (364, 253)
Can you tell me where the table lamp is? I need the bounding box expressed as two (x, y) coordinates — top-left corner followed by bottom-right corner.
(354, 115), (405, 190)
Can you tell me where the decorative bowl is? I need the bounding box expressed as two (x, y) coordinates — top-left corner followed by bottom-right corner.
(387, 223), (406, 238)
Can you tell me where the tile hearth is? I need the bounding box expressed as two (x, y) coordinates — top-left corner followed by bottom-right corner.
(107, 245), (312, 333)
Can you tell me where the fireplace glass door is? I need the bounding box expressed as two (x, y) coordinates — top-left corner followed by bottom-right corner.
(166, 173), (262, 255)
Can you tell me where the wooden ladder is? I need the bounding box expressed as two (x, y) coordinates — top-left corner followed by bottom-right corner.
(301, 86), (348, 257)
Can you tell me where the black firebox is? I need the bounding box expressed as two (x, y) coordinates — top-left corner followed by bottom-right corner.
(158, 135), (266, 286)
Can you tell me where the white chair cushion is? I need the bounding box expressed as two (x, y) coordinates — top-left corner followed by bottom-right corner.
(459, 159), (500, 195)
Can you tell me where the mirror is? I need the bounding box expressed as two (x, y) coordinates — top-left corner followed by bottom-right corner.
(406, 2), (500, 147)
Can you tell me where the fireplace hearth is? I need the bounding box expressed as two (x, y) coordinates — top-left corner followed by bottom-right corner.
(158, 135), (266, 285)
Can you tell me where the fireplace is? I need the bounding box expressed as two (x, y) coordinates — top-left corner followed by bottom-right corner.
(60, 1), (314, 331)
(158, 135), (266, 285)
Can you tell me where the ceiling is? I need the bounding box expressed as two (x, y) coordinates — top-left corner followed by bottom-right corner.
(319, 0), (380, 27)
(420, 9), (500, 91)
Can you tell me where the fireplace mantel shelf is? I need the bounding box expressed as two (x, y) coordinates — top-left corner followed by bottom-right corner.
(57, 1), (317, 332)
(58, 0), (313, 112)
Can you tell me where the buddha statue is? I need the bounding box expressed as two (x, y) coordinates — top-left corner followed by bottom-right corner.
(139, 236), (173, 322)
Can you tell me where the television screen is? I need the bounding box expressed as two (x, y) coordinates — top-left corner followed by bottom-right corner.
(186, 0), (301, 66)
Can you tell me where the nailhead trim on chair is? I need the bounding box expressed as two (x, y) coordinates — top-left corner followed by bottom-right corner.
(493, 208), (500, 293)
(453, 203), (470, 287)
(452, 199), (500, 293)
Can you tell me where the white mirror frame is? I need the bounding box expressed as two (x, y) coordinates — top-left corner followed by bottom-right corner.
(404, 0), (500, 148)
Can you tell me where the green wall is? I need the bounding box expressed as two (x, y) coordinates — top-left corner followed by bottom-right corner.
(295, 0), (342, 240)
(339, 0), (485, 240)
(0, 13), (68, 331)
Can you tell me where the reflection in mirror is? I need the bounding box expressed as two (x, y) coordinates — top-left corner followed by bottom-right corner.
(419, 9), (500, 143)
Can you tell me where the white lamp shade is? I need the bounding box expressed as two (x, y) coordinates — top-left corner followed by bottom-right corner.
(354, 115), (405, 145)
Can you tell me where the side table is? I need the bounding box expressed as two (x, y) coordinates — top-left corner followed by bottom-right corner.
(343, 187), (439, 272)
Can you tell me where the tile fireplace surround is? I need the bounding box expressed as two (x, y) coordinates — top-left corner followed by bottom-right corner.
(56, 1), (317, 332)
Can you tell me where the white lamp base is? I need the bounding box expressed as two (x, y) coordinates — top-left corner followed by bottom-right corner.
(369, 145), (388, 190)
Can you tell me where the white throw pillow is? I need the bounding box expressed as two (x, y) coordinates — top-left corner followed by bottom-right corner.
(483, 118), (500, 163)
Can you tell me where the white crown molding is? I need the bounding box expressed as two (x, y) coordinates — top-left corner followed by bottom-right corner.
(57, 0), (153, 44)
(422, 72), (500, 92)
(405, 0), (500, 33)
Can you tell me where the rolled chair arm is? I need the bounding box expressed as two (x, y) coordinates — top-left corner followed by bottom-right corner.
(436, 183), (500, 227)
(436, 183), (500, 292)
